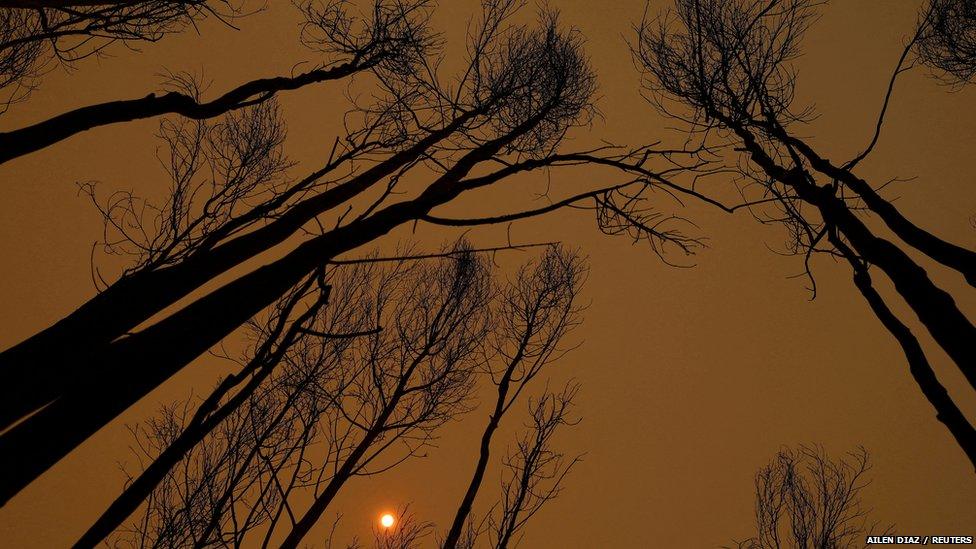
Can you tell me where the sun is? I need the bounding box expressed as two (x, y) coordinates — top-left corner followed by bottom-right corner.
(380, 513), (395, 529)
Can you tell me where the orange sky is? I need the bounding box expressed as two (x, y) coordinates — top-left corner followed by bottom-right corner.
(0, 1), (974, 547)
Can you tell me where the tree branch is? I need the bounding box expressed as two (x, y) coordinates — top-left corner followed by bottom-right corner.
(0, 59), (372, 165)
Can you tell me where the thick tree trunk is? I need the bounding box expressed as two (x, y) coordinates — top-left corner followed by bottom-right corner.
(0, 121), (527, 505)
(808, 184), (976, 385)
(850, 267), (976, 471)
(0, 111), (477, 431)
(71, 285), (321, 548)
(727, 120), (976, 389)
(835, 171), (976, 286)
(775, 130), (976, 286)
(0, 233), (338, 506)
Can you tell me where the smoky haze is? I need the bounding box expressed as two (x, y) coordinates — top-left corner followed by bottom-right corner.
(0, 0), (974, 547)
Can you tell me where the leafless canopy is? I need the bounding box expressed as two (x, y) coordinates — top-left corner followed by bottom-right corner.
(729, 445), (890, 549)
(82, 98), (291, 279)
(298, 0), (436, 77)
(115, 243), (492, 548)
(0, 0), (441, 166)
(489, 384), (581, 549)
(633, 0), (824, 262)
(0, 1), (253, 111)
(916, 0), (976, 86)
(441, 245), (585, 549)
(630, 0), (976, 469)
(490, 246), (586, 390)
(635, 0), (820, 128)
(94, 241), (593, 548)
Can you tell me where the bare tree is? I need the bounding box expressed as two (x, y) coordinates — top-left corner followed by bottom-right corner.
(277, 245), (493, 548)
(81, 97), (292, 278)
(0, 0), (436, 164)
(442, 245), (585, 549)
(916, 0), (976, 86)
(488, 383), (582, 549)
(0, 1), (253, 115)
(630, 0), (976, 468)
(728, 445), (891, 549)
(75, 257), (343, 547)
(88, 243), (589, 548)
(103, 243), (491, 548)
(0, 0), (654, 506)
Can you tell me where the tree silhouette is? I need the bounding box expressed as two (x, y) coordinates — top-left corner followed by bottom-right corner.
(0, 0), (663, 505)
(76, 258), (337, 547)
(86, 244), (583, 547)
(0, 0), (434, 163)
(0, 1), (254, 115)
(437, 385), (583, 549)
(93, 243), (486, 547)
(728, 445), (891, 549)
(442, 246), (585, 549)
(488, 384), (582, 549)
(630, 0), (976, 468)
(3, 2), (971, 544)
(917, 0), (976, 86)
(277, 247), (493, 548)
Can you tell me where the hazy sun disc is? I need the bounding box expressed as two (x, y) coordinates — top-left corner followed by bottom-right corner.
(380, 513), (395, 528)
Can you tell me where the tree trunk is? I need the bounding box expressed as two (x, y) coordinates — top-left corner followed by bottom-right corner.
(850, 266), (976, 471)
(774, 129), (976, 286)
(726, 120), (976, 389)
(71, 286), (320, 548)
(443, 397), (510, 548)
(277, 422), (382, 549)
(808, 183), (976, 386)
(0, 121), (527, 504)
(443, 331), (532, 549)
(0, 111), (477, 431)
